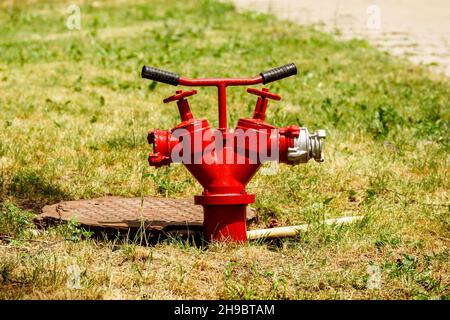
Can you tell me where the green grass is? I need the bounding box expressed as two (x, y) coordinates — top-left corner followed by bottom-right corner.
(0, 0), (448, 299)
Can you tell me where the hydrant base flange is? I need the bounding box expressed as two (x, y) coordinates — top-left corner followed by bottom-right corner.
(194, 193), (255, 205)
(195, 194), (255, 242)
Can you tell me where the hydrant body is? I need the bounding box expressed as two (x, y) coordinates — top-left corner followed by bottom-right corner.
(142, 64), (325, 242)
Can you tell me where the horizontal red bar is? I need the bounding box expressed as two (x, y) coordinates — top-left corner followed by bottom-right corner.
(178, 75), (263, 87)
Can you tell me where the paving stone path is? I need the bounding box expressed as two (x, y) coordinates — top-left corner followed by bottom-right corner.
(230, 0), (450, 77)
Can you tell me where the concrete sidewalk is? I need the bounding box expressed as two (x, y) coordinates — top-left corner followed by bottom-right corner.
(229, 0), (450, 77)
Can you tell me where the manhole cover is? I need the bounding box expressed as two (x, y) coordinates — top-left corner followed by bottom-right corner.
(35, 196), (256, 233)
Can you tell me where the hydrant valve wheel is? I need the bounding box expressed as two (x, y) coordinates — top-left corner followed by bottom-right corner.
(163, 90), (197, 103)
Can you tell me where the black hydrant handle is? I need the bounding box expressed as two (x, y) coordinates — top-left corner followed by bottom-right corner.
(260, 63), (297, 84)
(141, 66), (180, 86)
(141, 63), (297, 86)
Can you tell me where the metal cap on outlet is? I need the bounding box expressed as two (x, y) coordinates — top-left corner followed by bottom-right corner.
(287, 128), (326, 163)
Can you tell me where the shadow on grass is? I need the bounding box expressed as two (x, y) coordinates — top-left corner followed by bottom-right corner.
(3, 169), (71, 213)
(35, 217), (282, 249)
(36, 216), (207, 247)
(92, 225), (209, 248)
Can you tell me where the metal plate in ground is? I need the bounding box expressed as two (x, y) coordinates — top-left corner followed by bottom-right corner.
(35, 196), (255, 232)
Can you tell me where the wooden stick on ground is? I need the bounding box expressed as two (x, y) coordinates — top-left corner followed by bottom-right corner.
(247, 216), (364, 240)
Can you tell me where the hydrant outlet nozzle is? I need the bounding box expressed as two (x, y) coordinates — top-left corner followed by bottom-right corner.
(287, 128), (326, 163)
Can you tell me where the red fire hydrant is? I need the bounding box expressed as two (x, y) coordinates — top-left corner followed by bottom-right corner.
(141, 64), (325, 243)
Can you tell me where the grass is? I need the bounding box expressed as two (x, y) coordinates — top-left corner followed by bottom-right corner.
(0, 0), (449, 299)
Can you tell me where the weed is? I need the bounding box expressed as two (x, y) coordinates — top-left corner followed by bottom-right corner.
(56, 218), (94, 242)
(0, 202), (33, 238)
